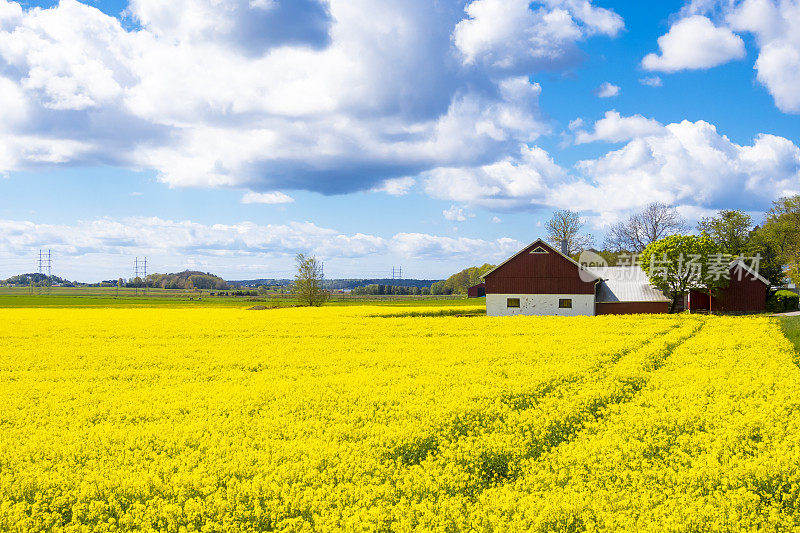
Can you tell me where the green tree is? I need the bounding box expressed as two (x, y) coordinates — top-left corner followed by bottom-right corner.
(429, 264), (495, 295)
(570, 249), (632, 266)
(430, 280), (448, 295)
(640, 235), (727, 313)
(697, 209), (753, 256)
(545, 209), (593, 255)
(189, 274), (218, 290)
(759, 195), (800, 284)
(294, 254), (329, 306)
(745, 225), (784, 285)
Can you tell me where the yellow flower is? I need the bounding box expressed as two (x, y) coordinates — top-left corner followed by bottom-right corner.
(0, 307), (797, 531)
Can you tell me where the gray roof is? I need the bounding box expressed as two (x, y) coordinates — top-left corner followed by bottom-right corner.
(588, 266), (670, 303)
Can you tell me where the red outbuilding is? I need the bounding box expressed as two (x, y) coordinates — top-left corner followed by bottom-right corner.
(467, 283), (486, 298)
(686, 260), (769, 313)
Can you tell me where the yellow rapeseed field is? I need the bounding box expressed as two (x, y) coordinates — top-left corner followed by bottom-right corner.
(1, 306), (799, 532)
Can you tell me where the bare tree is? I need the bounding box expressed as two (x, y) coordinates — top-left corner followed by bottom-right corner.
(604, 202), (687, 252)
(545, 209), (594, 255)
(294, 253), (329, 306)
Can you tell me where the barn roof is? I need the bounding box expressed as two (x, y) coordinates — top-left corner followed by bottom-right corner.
(729, 259), (770, 285)
(683, 259), (770, 290)
(589, 266), (671, 303)
(481, 239), (602, 281)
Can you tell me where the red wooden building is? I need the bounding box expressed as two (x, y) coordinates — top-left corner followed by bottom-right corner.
(686, 260), (769, 313)
(481, 239), (670, 316)
(467, 283), (486, 298)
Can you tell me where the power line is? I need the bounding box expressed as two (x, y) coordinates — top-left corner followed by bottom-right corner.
(36, 249), (52, 295)
(47, 250), (51, 295)
(134, 257), (140, 296)
(133, 257), (148, 296)
(37, 250), (43, 296)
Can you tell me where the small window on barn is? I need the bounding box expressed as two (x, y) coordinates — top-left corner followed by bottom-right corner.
(559, 298), (572, 309)
(530, 246), (548, 254)
(507, 298), (520, 308)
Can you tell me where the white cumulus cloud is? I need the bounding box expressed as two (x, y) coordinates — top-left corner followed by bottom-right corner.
(595, 82), (620, 97)
(727, 0), (800, 113)
(443, 205), (474, 222)
(573, 111), (664, 144)
(0, 216), (523, 280)
(652, 1), (800, 114)
(371, 177), (416, 196)
(639, 76), (663, 87)
(422, 113), (800, 217)
(453, 0), (623, 70)
(642, 15), (746, 72)
(424, 145), (566, 209)
(0, 0), (611, 197)
(562, 119), (800, 212)
(240, 191), (295, 204)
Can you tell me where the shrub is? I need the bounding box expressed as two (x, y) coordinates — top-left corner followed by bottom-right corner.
(767, 289), (799, 313)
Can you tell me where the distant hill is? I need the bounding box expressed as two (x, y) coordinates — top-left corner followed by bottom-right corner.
(2, 273), (78, 286)
(233, 278), (441, 290)
(231, 278), (293, 288)
(431, 264), (495, 295)
(146, 270), (228, 290)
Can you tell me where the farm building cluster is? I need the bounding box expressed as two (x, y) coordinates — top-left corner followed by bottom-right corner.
(474, 239), (768, 317)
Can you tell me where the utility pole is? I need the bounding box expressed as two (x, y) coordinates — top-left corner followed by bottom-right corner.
(392, 266), (402, 282)
(37, 250), (51, 295)
(37, 250), (43, 295)
(132, 257), (148, 296)
(46, 250), (51, 295)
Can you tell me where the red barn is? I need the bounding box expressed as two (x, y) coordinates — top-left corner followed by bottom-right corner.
(481, 239), (670, 316)
(467, 283), (486, 298)
(686, 260), (768, 313)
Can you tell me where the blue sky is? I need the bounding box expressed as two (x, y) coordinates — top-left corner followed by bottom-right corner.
(1, 0), (799, 281)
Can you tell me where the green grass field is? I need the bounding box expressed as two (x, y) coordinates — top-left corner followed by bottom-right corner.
(778, 315), (800, 353)
(0, 286), (473, 308)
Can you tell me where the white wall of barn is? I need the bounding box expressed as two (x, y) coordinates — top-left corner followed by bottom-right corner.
(485, 294), (595, 317)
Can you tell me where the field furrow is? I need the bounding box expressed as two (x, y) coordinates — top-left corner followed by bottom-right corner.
(473, 316), (800, 532)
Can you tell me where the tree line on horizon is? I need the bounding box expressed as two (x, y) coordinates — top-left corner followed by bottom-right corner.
(0, 270), (231, 290)
(1, 273), (78, 287)
(544, 196), (800, 287)
(350, 265), (497, 296)
(427, 195), (800, 303)
(130, 271), (229, 290)
(540, 196), (800, 312)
